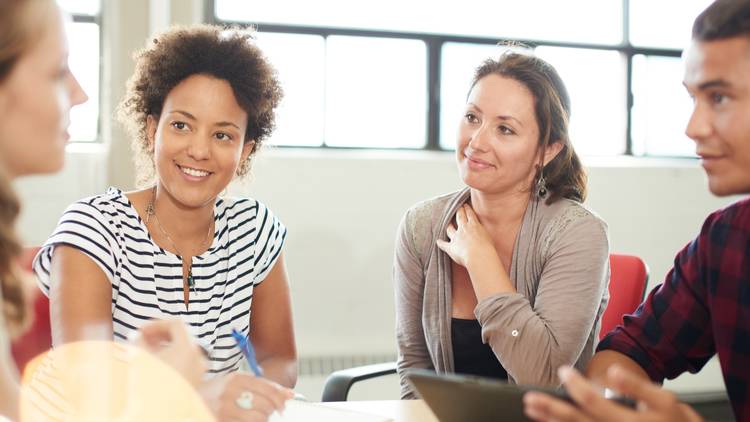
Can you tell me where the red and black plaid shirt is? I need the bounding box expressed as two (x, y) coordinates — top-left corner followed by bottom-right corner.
(598, 197), (750, 421)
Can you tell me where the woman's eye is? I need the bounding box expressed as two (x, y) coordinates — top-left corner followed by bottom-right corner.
(499, 125), (515, 135)
(464, 113), (479, 123)
(215, 132), (232, 141)
(171, 121), (188, 130)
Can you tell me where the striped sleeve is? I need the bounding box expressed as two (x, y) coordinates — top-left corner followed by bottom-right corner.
(33, 199), (120, 295)
(251, 201), (287, 285)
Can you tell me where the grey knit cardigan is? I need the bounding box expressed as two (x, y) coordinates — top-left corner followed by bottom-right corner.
(394, 188), (610, 398)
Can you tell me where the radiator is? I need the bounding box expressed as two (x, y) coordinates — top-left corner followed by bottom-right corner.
(297, 354), (397, 377)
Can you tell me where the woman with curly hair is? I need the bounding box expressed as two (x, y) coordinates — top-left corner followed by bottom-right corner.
(0, 0), (217, 418)
(32, 25), (295, 421)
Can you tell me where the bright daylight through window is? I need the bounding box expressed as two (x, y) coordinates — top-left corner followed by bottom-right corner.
(58, 0), (100, 142)
(213, 0), (712, 157)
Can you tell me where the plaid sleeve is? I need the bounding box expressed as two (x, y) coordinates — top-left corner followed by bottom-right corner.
(597, 211), (721, 383)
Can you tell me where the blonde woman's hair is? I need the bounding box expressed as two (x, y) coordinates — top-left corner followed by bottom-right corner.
(0, 0), (53, 82)
(0, 167), (28, 337)
(0, 0), (54, 335)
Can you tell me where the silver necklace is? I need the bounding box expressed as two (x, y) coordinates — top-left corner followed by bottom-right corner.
(144, 187), (212, 292)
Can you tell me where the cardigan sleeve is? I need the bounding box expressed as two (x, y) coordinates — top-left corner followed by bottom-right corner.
(394, 207), (434, 399)
(474, 207), (609, 386)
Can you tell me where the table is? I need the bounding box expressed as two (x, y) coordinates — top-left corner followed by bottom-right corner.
(323, 400), (438, 422)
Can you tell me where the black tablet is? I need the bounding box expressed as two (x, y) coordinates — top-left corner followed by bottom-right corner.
(405, 369), (635, 422)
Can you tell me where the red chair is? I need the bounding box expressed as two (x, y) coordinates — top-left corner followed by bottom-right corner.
(600, 253), (649, 340)
(10, 246), (51, 373)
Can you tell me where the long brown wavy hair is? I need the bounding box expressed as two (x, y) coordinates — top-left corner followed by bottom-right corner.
(0, 0), (52, 336)
(471, 51), (587, 204)
(0, 169), (26, 337)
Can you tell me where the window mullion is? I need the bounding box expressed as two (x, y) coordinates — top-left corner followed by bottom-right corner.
(426, 37), (441, 151)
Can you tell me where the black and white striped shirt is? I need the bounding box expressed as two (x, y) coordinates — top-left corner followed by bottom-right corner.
(33, 187), (286, 375)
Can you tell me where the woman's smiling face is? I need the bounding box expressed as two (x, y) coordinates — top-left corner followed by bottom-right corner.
(148, 73), (253, 208)
(456, 74), (542, 196)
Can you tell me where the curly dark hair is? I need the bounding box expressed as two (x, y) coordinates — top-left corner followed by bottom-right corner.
(118, 24), (283, 186)
(471, 51), (587, 204)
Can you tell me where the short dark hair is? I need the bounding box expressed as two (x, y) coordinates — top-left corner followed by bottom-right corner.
(118, 24), (283, 186)
(693, 0), (750, 41)
(471, 51), (587, 204)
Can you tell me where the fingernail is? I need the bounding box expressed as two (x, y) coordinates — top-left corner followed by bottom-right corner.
(523, 392), (537, 404)
(608, 364), (625, 380)
(558, 366), (572, 382)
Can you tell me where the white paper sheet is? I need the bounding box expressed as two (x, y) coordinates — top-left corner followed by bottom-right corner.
(269, 400), (393, 422)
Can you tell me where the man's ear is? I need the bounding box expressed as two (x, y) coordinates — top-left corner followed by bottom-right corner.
(241, 140), (256, 162)
(543, 141), (564, 166)
(146, 115), (158, 152)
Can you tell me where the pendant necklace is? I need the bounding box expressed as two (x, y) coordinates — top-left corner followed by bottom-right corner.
(144, 187), (212, 296)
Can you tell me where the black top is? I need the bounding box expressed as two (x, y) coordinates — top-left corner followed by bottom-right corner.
(451, 318), (508, 380)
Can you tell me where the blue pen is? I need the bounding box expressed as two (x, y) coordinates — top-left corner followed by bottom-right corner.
(231, 328), (264, 377)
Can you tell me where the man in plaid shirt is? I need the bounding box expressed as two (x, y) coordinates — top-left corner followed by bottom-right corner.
(524, 0), (750, 421)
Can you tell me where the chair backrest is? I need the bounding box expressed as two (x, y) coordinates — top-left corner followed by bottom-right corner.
(599, 253), (649, 341)
(10, 246), (52, 373)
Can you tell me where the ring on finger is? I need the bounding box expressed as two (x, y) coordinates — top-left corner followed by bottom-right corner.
(235, 390), (254, 410)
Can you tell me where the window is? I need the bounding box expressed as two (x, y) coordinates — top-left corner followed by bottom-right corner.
(629, 0), (713, 49)
(631, 55), (694, 157)
(216, 0), (621, 45)
(59, 0), (101, 142)
(324, 36), (427, 148)
(255, 33), (325, 147)
(211, 0), (712, 157)
(627, 0), (712, 157)
(535, 46), (627, 156)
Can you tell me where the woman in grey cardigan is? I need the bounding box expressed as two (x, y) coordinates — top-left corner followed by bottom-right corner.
(395, 51), (609, 399)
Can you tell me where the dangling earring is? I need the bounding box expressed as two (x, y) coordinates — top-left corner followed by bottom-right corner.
(144, 186), (156, 224)
(536, 169), (548, 197)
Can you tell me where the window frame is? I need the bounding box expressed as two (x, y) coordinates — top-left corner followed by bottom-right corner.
(208, 0), (685, 156)
(66, 6), (103, 143)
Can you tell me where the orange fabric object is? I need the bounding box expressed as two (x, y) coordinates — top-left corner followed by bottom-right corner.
(10, 247), (51, 373)
(600, 254), (649, 341)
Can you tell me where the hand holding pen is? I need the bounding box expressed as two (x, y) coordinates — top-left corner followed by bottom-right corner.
(188, 328), (294, 422)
